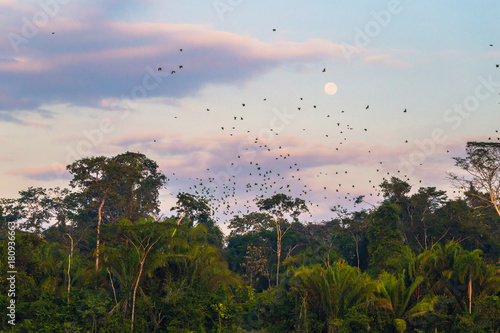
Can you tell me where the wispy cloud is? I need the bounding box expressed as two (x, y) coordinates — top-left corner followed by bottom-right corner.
(363, 54), (411, 67)
(1, 14), (346, 118)
(8, 164), (69, 181)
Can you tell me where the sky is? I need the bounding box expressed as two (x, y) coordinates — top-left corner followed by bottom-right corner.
(1, 0), (499, 231)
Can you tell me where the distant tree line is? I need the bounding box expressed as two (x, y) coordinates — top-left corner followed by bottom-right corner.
(0, 143), (499, 332)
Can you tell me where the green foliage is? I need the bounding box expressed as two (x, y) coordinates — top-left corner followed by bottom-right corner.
(378, 270), (436, 332)
(290, 261), (377, 332)
(367, 202), (404, 275)
(475, 295), (500, 331)
(335, 308), (372, 333)
(3, 150), (500, 332)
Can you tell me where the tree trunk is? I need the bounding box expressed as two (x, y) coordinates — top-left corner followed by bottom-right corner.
(66, 233), (73, 305)
(131, 260), (144, 333)
(33, 201), (40, 236)
(129, 235), (161, 332)
(328, 315), (338, 333)
(276, 226), (281, 287)
(171, 211), (186, 237)
(95, 194), (106, 272)
(468, 270), (472, 314)
(108, 267), (118, 305)
(354, 237), (360, 269)
(488, 186), (500, 218)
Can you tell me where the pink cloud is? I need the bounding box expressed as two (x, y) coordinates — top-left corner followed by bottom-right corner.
(363, 54), (411, 67)
(111, 131), (184, 147)
(8, 164), (70, 181)
(1, 16), (346, 115)
(0, 57), (51, 73)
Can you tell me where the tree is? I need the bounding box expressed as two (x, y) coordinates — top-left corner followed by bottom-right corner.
(111, 152), (167, 222)
(449, 141), (500, 217)
(241, 245), (269, 287)
(417, 242), (458, 289)
(67, 156), (116, 272)
(378, 177), (452, 252)
(255, 194), (309, 286)
(170, 192), (224, 247)
(67, 152), (167, 272)
(331, 206), (370, 270)
(405, 187), (448, 251)
(110, 217), (165, 333)
(0, 198), (20, 228)
(367, 202), (403, 275)
(66, 233), (73, 305)
(454, 249), (487, 314)
(378, 270), (435, 333)
(228, 211), (273, 236)
(291, 261), (377, 332)
(171, 192), (211, 225)
(16, 187), (53, 235)
(48, 187), (78, 228)
(380, 177), (411, 204)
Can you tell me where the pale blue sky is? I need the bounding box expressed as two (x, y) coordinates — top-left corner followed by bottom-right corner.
(1, 0), (499, 226)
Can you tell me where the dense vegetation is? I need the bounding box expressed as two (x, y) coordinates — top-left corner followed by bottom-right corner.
(1, 144), (500, 332)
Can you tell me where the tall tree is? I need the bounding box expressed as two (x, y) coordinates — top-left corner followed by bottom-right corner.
(241, 245), (269, 287)
(110, 217), (165, 333)
(449, 141), (500, 217)
(0, 198), (20, 228)
(112, 152), (167, 221)
(16, 187), (53, 235)
(331, 206), (370, 270)
(380, 177), (411, 204)
(255, 193), (309, 286)
(171, 192), (211, 224)
(454, 249), (487, 314)
(367, 202), (403, 275)
(67, 156), (116, 272)
(406, 187), (448, 251)
(67, 152), (167, 272)
(228, 211), (273, 236)
(417, 242), (465, 310)
(170, 192), (225, 247)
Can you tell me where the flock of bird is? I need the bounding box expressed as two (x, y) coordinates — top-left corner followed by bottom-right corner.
(153, 41), (499, 221)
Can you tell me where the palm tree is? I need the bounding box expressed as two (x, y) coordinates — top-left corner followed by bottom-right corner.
(417, 242), (462, 297)
(378, 270), (435, 332)
(454, 249), (487, 314)
(185, 237), (241, 293)
(291, 261), (377, 333)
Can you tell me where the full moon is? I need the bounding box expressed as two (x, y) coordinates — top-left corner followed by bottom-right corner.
(324, 82), (338, 95)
